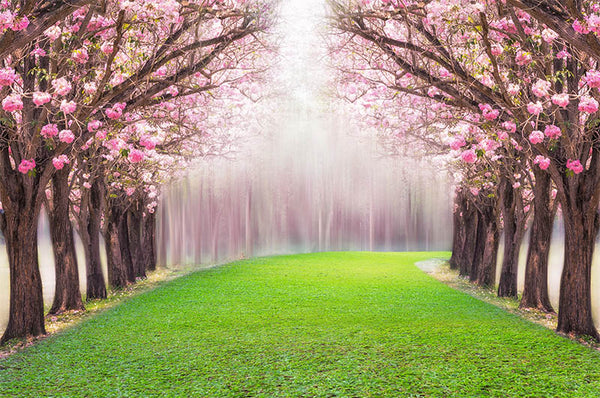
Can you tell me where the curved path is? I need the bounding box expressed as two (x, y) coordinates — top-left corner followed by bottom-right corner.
(2, 252), (600, 397)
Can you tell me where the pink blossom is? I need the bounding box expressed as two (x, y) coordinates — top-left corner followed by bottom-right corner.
(490, 44), (503, 56)
(515, 50), (532, 66)
(573, 19), (590, 34)
(502, 120), (517, 133)
(40, 123), (59, 138)
(139, 136), (157, 150)
(95, 130), (108, 140)
(551, 93), (569, 108)
(498, 131), (509, 140)
(84, 82), (97, 95)
(528, 130), (545, 144)
(52, 77), (72, 96)
(557, 49), (571, 59)
(450, 136), (466, 150)
(507, 84), (520, 96)
(541, 28), (559, 43)
(469, 187), (480, 196)
(87, 120), (102, 132)
(125, 187), (136, 196)
(59, 129), (75, 143)
(461, 149), (477, 163)
(44, 25), (62, 41)
(531, 79), (551, 97)
(585, 70), (600, 88)
(106, 102), (126, 119)
(12, 16), (28, 31)
(52, 155), (70, 170)
(31, 48), (46, 57)
(567, 159), (584, 174)
(72, 48), (89, 64)
(60, 100), (77, 114)
(2, 94), (22, 112)
(100, 42), (114, 55)
(83, 182), (92, 189)
(32, 91), (52, 106)
(544, 125), (562, 139)
(0, 67), (17, 86)
(579, 96), (599, 113)
(479, 103), (499, 120)
(18, 159), (35, 174)
(534, 155), (551, 170)
(527, 101), (543, 115)
(128, 149), (145, 163)
(513, 182), (521, 189)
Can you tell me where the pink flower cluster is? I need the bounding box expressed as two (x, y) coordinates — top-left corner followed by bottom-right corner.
(0, 67), (17, 86)
(18, 159), (35, 174)
(567, 159), (584, 174)
(527, 101), (543, 115)
(60, 100), (77, 114)
(128, 149), (145, 163)
(461, 149), (477, 163)
(534, 155), (550, 170)
(544, 125), (561, 139)
(139, 136), (157, 150)
(52, 155), (70, 170)
(33, 92), (52, 106)
(52, 77), (72, 96)
(2, 94), (22, 112)
(531, 79), (551, 97)
(478, 103), (499, 120)
(528, 130), (544, 144)
(59, 129), (75, 143)
(579, 96), (599, 113)
(40, 123), (59, 139)
(584, 70), (600, 88)
(551, 93), (569, 108)
(106, 102), (126, 119)
(72, 48), (89, 64)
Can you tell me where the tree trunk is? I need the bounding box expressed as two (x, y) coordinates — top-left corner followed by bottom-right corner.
(48, 167), (85, 315)
(118, 207), (136, 283)
(0, 209), (46, 343)
(520, 169), (554, 312)
(104, 204), (127, 289)
(142, 210), (157, 271)
(556, 199), (600, 339)
(86, 178), (107, 299)
(449, 188), (467, 270)
(498, 177), (526, 298)
(470, 207), (488, 283)
(127, 201), (146, 279)
(475, 204), (500, 288)
(459, 200), (479, 277)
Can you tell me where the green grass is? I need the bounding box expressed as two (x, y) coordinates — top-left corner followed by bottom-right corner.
(2, 252), (600, 397)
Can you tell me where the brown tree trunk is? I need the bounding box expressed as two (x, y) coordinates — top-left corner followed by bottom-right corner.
(118, 206), (136, 283)
(104, 204), (127, 289)
(48, 167), (85, 315)
(459, 200), (479, 277)
(0, 208), (46, 343)
(498, 176), (526, 298)
(556, 198), (600, 339)
(475, 203), (500, 288)
(127, 201), (146, 279)
(142, 210), (157, 271)
(520, 169), (554, 312)
(85, 178), (107, 299)
(470, 207), (488, 283)
(449, 188), (467, 270)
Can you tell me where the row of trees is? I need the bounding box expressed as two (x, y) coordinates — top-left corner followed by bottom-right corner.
(330, 0), (600, 339)
(0, 0), (272, 344)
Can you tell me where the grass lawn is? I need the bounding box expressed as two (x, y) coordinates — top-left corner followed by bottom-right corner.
(2, 252), (600, 397)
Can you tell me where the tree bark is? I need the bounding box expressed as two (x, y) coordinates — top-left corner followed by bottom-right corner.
(127, 200), (146, 279)
(520, 169), (555, 312)
(459, 199), (479, 278)
(475, 203), (500, 288)
(449, 188), (467, 270)
(0, 208), (46, 343)
(142, 210), (157, 271)
(118, 206), (136, 283)
(85, 178), (107, 299)
(497, 176), (526, 298)
(48, 167), (85, 315)
(470, 207), (488, 283)
(556, 197), (600, 339)
(104, 203), (127, 289)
